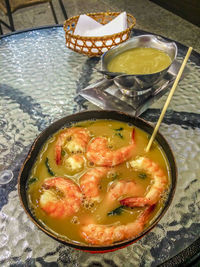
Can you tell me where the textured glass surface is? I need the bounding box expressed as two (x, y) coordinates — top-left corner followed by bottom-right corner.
(0, 27), (200, 266)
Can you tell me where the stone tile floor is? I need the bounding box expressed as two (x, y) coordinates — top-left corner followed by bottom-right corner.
(0, 0), (200, 53)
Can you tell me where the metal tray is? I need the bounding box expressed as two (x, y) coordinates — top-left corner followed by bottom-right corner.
(79, 60), (189, 116)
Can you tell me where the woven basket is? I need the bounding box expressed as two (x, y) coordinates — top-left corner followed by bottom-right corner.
(63, 12), (136, 57)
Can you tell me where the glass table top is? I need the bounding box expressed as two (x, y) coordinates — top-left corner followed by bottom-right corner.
(0, 26), (200, 266)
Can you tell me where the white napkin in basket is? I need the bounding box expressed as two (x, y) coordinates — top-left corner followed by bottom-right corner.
(74, 12), (127, 37)
(74, 14), (102, 36)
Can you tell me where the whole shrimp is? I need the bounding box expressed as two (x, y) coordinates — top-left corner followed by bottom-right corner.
(94, 179), (145, 220)
(80, 167), (109, 202)
(81, 205), (155, 245)
(120, 157), (167, 207)
(40, 177), (82, 219)
(107, 179), (144, 202)
(86, 129), (135, 167)
(55, 127), (90, 165)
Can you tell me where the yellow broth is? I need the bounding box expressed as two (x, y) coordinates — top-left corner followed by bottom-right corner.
(27, 119), (171, 245)
(107, 47), (172, 75)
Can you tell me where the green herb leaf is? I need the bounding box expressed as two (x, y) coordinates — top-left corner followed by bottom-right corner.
(74, 124), (83, 127)
(61, 149), (66, 157)
(138, 173), (147, 179)
(28, 177), (38, 185)
(114, 127), (124, 131)
(107, 206), (124, 216)
(45, 157), (55, 176)
(112, 173), (120, 180)
(115, 132), (124, 139)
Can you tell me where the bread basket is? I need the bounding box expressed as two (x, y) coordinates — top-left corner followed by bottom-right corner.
(63, 12), (136, 57)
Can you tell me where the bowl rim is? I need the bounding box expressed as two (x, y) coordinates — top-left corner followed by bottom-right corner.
(18, 109), (177, 252)
(101, 34), (178, 77)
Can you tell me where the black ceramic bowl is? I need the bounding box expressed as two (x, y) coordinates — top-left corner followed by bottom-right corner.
(18, 110), (177, 253)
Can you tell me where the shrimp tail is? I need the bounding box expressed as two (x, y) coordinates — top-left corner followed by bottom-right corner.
(55, 145), (61, 165)
(120, 197), (151, 207)
(139, 204), (156, 225)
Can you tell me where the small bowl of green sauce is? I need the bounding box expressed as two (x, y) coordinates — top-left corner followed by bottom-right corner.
(101, 34), (177, 96)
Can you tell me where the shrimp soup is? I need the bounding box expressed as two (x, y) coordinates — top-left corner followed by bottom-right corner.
(27, 119), (171, 246)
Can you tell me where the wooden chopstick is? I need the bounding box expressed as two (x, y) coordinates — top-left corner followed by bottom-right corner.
(145, 46), (193, 153)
